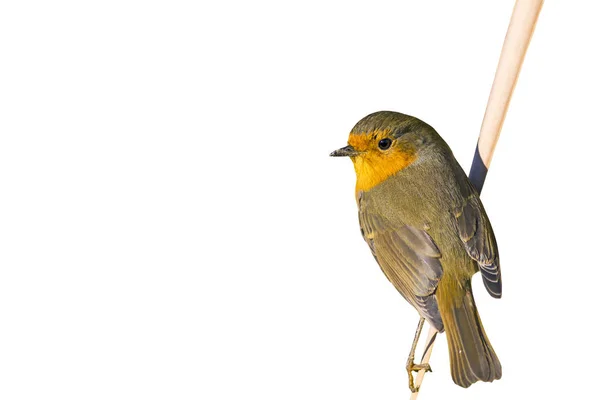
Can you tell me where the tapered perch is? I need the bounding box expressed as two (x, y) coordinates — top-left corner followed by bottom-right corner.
(469, 0), (545, 194)
(409, 0), (544, 398)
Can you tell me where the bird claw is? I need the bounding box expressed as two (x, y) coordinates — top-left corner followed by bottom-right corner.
(406, 359), (432, 392)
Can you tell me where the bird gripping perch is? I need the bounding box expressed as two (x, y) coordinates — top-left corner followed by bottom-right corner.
(410, 0), (544, 398)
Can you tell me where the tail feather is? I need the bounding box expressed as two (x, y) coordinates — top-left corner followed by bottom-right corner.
(442, 284), (501, 388)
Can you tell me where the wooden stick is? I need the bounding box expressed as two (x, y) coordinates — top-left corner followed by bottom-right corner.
(410, 1), (543, 398)
(468, 0), (544, 194)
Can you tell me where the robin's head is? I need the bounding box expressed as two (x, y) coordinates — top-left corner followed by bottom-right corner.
(331, 111), (440, 194)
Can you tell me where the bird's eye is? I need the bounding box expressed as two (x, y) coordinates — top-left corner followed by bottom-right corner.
(378, 138), (392, 150)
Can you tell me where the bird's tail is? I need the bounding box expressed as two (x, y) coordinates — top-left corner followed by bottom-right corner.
(439, 281), (502, 388)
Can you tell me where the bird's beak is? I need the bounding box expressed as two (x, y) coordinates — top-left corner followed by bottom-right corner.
(330, 145), (360, 157)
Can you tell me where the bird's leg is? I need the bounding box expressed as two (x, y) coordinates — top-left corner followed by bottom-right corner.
(406, 317), (432, 393)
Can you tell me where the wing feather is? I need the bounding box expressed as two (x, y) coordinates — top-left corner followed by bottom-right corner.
(359, 206), (444, 331)
(454, 194), (502, 298)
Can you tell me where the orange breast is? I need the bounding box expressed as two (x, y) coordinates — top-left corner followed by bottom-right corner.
(348, 133), (417, 196)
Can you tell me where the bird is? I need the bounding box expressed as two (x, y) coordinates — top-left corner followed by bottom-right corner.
(330, 111), (502, 391)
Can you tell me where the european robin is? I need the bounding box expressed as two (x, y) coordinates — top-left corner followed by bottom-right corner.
(331, 111), (501, 390)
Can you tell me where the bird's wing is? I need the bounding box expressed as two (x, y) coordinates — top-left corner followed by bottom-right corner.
(453, 192), (502, 298)
(359, 205), (444, 331)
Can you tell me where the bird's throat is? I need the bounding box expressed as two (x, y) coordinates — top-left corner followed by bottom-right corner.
(353, 150), (417, 196)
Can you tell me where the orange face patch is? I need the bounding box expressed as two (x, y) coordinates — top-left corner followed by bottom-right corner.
(348, 130), (386, 152)
(347, 131), (416, 195)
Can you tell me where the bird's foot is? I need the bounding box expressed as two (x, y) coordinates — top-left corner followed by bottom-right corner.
(406, 359), (432, 393)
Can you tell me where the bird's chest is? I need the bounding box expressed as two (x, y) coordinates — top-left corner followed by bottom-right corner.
(358, 173), (469, 263)
(360, 173), (454, 229)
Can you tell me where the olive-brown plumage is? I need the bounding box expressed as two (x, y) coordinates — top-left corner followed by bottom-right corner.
(332, 111), (502, 388)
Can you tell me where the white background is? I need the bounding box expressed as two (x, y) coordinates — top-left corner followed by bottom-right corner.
(1, 1), (599, 399)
